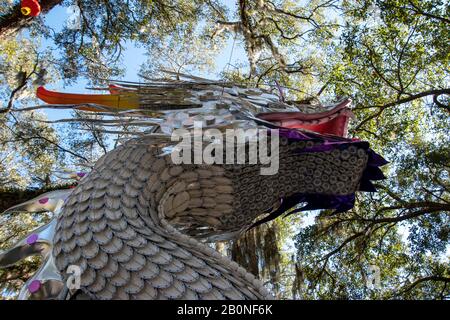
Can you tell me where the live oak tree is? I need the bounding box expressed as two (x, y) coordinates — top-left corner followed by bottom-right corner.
(287, 0), (449, 299)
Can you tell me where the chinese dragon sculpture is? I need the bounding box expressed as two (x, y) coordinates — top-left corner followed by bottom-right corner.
(0, 73), (387, 299)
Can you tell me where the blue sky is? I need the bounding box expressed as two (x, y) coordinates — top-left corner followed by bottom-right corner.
(41, 3), (246, 83)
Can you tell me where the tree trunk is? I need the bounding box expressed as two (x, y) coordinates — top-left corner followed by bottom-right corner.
(0, 0), (62, 40)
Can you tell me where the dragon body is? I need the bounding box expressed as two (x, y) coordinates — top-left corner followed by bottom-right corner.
(0, 75), (387, 299)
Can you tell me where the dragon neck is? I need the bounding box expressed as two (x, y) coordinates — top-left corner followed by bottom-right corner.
(53, 137), (272, 300)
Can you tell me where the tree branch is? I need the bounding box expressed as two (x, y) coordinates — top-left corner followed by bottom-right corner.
(397, 275), (450, 297)
(353, 88), (450, 131)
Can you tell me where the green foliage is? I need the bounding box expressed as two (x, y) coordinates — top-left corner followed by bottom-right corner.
(48, 0), (228, 83)
(286, 0), (449, 299)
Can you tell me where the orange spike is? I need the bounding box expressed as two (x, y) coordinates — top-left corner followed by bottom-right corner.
(36, 86), (139, 112)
